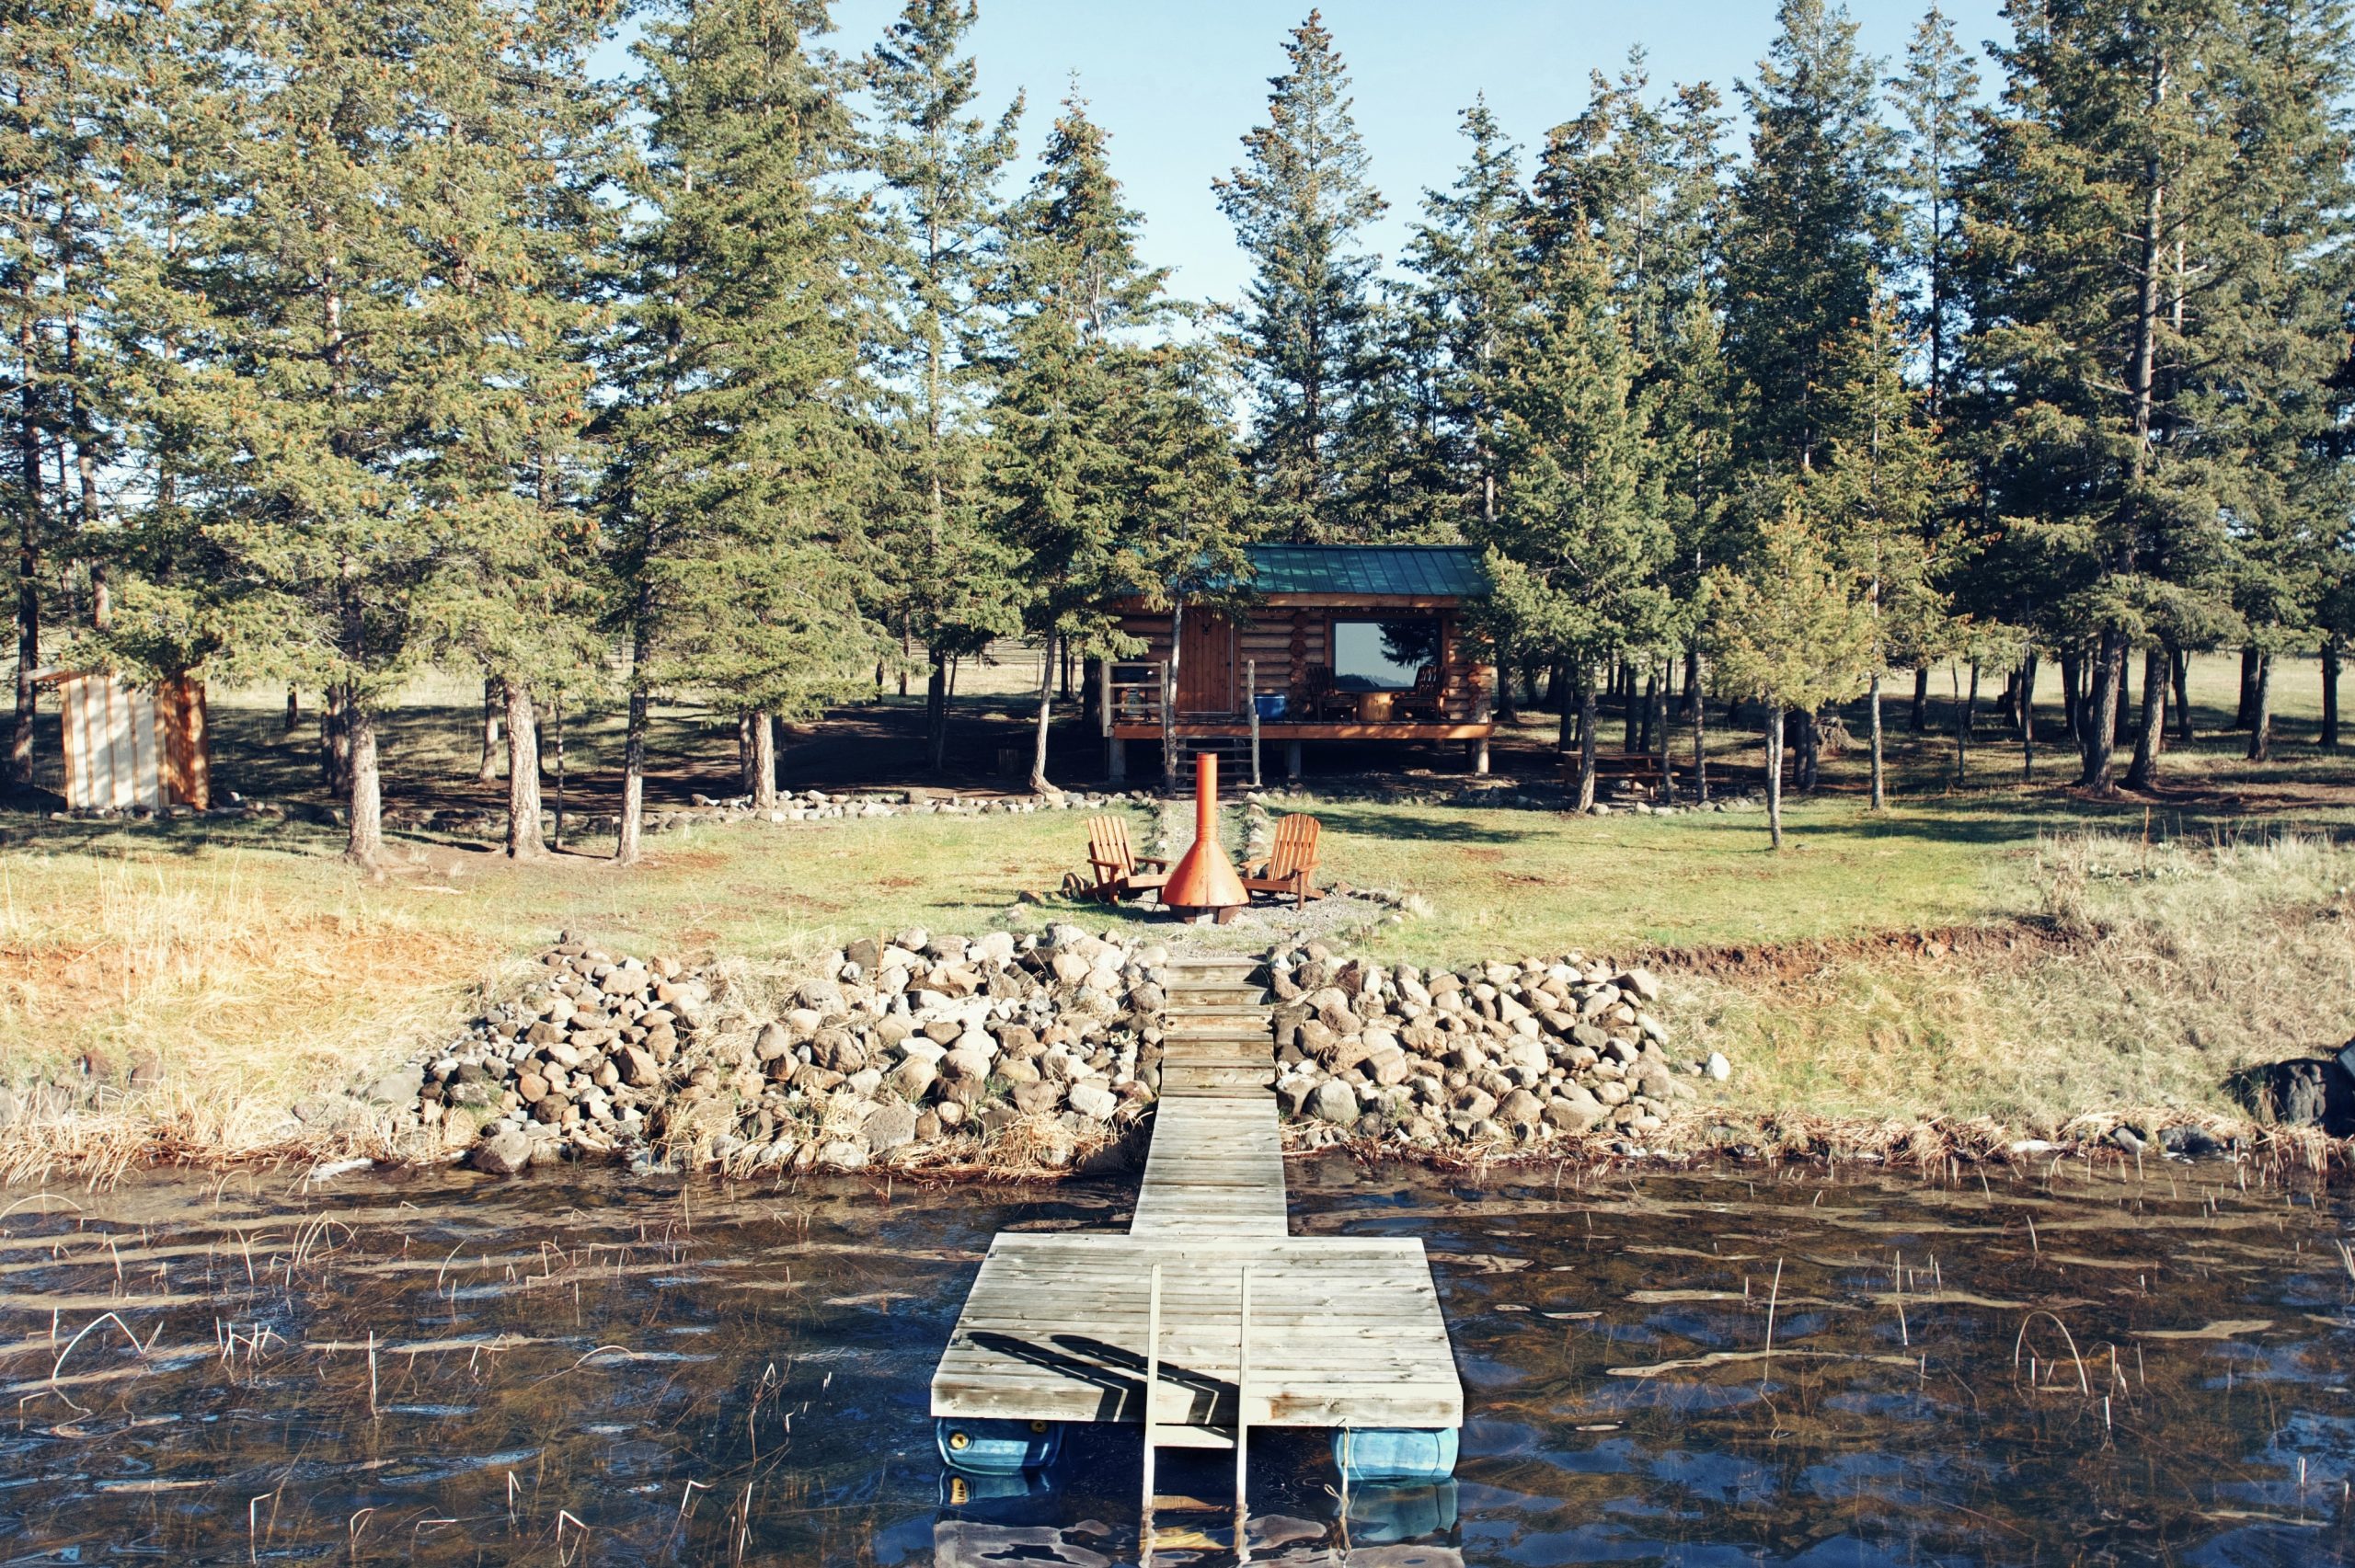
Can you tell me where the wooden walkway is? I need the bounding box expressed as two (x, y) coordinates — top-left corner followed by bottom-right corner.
(931, 954), (1463, 1443)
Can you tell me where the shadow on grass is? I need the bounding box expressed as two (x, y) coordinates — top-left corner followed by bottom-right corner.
(1300, 805), (1521, 845)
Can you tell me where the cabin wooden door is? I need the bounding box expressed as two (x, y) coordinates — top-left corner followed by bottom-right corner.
(1176, 607), (1235, 715)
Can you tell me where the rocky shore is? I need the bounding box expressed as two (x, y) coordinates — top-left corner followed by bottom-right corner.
(377, 927), (1727, 1177)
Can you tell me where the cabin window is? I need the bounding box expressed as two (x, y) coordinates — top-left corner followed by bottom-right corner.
(1330, 618), (1442, 692)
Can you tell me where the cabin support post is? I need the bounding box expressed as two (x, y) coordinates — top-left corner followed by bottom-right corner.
(1109, 738), (1127, 782)
(1284, 740), (1303, 783)
(1466, 738), (1488, 775)
(1246, 659), (1261, 788)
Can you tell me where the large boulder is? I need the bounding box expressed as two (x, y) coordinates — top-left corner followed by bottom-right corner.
(471, 1128), (533, 1175)
(1308, 1080), (1361, 1126)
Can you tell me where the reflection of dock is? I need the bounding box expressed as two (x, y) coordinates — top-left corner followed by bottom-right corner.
(931, 955), (1463, 1452)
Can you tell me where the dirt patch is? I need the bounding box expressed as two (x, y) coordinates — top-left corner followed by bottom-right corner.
(1637, 918), (2082, 982)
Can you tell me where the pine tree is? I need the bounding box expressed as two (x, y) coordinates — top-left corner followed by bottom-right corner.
(412, 0), (628, 857)
(865, 0), (1023, 771)
(992, 93), (1171, 794)
(1, 0), (118, 787)
(603, 0), (886, 857)
(1400, 98), (1523, 535)
(189, 0), (519, 864)
(1706, 502), (1878, 848)
(1809, 288), (1947, 807)
(1480, 235), (1673, 811)
(1723, 0), (1898, 475)
(1216, 9), (1386, 542)
(1889, 5), (1979, 424)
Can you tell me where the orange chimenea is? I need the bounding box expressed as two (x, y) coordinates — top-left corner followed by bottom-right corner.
(1160, 752), (1247, 923)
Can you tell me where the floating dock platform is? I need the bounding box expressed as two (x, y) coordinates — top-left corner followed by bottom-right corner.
(931, 954), (1463, 1475)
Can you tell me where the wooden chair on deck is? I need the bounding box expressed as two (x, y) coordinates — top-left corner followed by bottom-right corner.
(1396, 663), (1445, 720)
(1082, 815), (1168, 903)
(1302, 664), (1351, 721)
(1242, 813), (1323, 909)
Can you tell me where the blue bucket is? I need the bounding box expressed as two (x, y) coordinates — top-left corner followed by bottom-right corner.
(1254, 692), (1289, 720)
(1332, 1426), (1459, 1485)
(936, 1416), (1063, 1475)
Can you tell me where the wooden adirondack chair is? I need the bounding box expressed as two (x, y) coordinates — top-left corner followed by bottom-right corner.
(1396, 662), (1445, 719)
(1241, 813), (1323, 909)
(1083, 815), (1169, 903)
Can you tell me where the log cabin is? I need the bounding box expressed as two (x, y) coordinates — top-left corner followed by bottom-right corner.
(1102, 544), (1498, 782)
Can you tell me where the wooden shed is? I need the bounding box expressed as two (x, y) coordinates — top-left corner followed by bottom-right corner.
(40, 671), (211, 811)
(1103, 544), (1498, 781)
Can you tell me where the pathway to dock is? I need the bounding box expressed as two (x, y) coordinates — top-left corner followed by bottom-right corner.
(930, 954), (1463, 1451)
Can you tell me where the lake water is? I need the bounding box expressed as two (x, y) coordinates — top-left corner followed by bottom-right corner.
(1, 1156), (2349, 1565)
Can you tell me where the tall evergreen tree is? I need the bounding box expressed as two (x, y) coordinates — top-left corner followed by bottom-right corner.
(1723, 0), (1898, 475)
(865, 0), (1022, 770)
(1889, 5), (1979, 423)
(417, 0), (627, 857)
(1215, 10), (1386, 542)
(1, 0), (119, 787)
(1480, 235), (1674, 811)
(1809, 287), (1948, 807)
(602, 0), (885, 859)
(1400, 98), (1523, 535)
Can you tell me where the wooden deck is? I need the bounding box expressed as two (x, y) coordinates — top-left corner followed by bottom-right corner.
(930, 956), (1463, 1438)
(1109, 719), (1494, 742)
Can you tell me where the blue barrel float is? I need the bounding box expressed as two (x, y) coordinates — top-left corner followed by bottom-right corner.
(936, 1416), (1063, 1475)
(1331, 1427), (1458, 1486)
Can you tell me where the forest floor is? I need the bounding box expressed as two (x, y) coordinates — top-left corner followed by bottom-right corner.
(2, 652), (2350, 1174)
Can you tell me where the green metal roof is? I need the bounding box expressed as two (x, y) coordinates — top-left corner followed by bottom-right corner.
(1244, 544), (1490, 599)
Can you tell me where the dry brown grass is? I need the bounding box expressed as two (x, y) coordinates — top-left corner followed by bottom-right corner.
(0, 849), (501, 1169)
(1662, 829), (2355, 1134)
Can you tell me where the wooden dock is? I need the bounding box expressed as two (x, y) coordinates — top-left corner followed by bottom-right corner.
(931, 954), (1463, 1448)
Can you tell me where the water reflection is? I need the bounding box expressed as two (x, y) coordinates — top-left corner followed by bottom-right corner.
(0, 1159), (2348, 1563)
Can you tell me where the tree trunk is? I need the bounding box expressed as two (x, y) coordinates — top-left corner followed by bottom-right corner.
(2020, 654), (2039, 780)
(1621, 660), (1639, 752)
(1637, 670), (1659, 755)
(284, 685), (301, 734)
(2114, 650), (2132, 745)
(1029, 630), (1058, 795)
(1650, 664), (1670, 789)
(321, 683), (352, 795)
(504, 679), (545, 859)
(1692, 649), (1709, 804)
(2125, 646), (2167, 791)
(1764, 707), (1785, 851)
(1684, 648), (1702, 722)
(736, 713), (754, 796)
(1493, 641), (1516, 722)
(1867, 671), (1885, 809)
(2171, 647), (2192, 742)
(2079, 628), (2123, 792)
(2323, 637), (2341, 750)
(2060, 651), (2082, 743)
(1574, 663), (1599, 812)
(1794, 709), (1820, 793)
(2246, 651), (2273, 761)
(925, 650), (949, 773)
(1909, 666), (1929, 735)
(9, 316), (40, 790)
(1956, 662), (1978, 785)
(749, 708), (778, 808)
(477, 677), (501, 784)
(345, 702), (384, 868)
(2235, 645), (2258, 729)
(615, 686), (648, 865)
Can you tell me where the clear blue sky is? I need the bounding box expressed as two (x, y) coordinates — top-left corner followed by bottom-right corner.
(817, 0), (2012, 303)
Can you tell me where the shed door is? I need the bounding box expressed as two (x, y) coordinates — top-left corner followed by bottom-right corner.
(1176, 608), (1235, 715)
